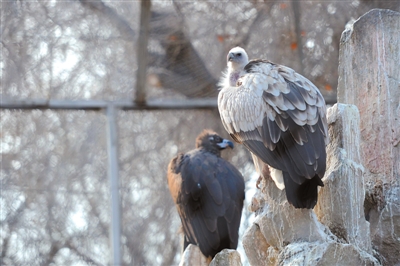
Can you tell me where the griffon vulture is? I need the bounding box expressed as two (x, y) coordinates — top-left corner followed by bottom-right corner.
(218, 47), (328, 209)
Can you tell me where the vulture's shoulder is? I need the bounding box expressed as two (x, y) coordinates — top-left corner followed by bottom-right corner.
(180, 149), (242, 183)
(167, 152), (186, 175)
(240, 59), (324, 99)
(167, 153), (187, 203)
(218, 59), (328, 145)
(167, 149), (219, 183)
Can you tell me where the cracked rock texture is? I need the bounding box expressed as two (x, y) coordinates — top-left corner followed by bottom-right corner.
(337, 9), (400, 266)
(315, 104), (372, 253)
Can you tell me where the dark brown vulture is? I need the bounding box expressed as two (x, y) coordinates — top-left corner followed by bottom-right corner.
(167, 130), (245, 260)
(218, 47), (329, 209)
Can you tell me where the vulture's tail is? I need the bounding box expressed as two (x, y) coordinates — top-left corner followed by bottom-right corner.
(282, 172), (324, 209)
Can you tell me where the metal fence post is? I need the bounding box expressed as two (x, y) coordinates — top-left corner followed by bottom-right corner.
(106, 105), (122, 265)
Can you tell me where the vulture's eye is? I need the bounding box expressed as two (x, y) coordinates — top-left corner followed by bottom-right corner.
(214, 136), (222, 143)
(237, 53), (242, 56)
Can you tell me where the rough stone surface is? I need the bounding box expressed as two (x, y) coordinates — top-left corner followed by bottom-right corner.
(251, 187), (330, 249)
(178, 245), (242, 266)
(278, 241), (379, 266)
(244, 165), (332, 251)
(209, 249), (242, 266)
(338, 8), (400, 183)
(315, 104), (372, 253)
(242, 222), (277, 266)
(178, 244), (208, 266)
(337, 9), (400, 265)
(367, 186), (400, 265)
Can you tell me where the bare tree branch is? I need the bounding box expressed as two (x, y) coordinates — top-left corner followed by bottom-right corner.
(66, 241), (104, 266)
(291, 0), (305, 73)
(79, 0), (219, 98)
(235, 1), (277, 48)
(148, 10), (219, 97)
(79, 0), (135, 39)
(135, 0), (152, 104)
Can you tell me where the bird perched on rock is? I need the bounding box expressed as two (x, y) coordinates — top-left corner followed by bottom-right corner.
(218, 47), (328, 209)
(167, 130), (245, 260)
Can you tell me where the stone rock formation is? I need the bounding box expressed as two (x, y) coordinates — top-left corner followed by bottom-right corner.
(178, 244), (242, 266)
(178, 244), (209, 266)
(337, 8), (400, 266)
(314, 104), (372, 253)
(209, 249), (242, 266)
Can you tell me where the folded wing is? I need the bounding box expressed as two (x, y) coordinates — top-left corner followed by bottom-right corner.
(167, 149), (245, 258)
(218, 60), (328, 208)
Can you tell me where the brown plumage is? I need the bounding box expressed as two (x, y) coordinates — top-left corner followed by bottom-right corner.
(167, 130), (245, 259)
(218, 47), (329, 209)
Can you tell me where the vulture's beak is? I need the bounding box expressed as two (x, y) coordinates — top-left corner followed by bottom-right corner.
(217, 139), (234, 149)
(228, 52), (235, 62)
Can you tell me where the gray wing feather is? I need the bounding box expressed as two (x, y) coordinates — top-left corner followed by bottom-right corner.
(218, 60), (328, 184)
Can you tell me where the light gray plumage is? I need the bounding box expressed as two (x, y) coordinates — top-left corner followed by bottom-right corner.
(218, 47), (329, 209)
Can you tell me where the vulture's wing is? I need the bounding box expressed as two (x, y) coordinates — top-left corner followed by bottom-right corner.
(218, 60), (328, 208)
(167, 150), (245, 258)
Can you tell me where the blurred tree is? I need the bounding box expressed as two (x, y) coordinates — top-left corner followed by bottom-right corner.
(1, 1), (399, 265)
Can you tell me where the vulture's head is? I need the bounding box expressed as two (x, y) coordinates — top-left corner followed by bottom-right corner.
(227, 47), (249, 71)
(196, 130), (234, 156)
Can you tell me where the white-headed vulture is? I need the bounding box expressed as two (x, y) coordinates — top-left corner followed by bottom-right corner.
(218, 47), (329, 209)
(167, 129), (245, 260)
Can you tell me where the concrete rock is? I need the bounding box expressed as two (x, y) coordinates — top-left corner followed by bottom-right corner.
(254, 195), (330, 249)
(337, 9), (400, 265)
(242, 223), (277, 266)
(179, 245), (242, 266)
(338, 9), (400, 184)
(278, 241), (379, 266)
(315, 103), (372, 253)
(368, 186), (400, 265)
(244, 165), (331, 251)
(178, 244), (208, 266)
(209, 249), (242, 266)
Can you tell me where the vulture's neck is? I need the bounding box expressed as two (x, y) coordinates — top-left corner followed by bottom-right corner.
(200, 147), (221, 157)
(229, 71), (241, 86)
(228, 66), (245, 86)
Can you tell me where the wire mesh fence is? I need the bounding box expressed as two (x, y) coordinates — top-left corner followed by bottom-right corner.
(2, 0), (399, 265)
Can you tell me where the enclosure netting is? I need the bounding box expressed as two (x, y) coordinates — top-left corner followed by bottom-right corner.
(2, 1), (399, 265)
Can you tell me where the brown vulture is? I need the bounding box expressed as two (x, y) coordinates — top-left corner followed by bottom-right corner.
(218, 47), (329, 209)
(167, 130), (245, 260)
